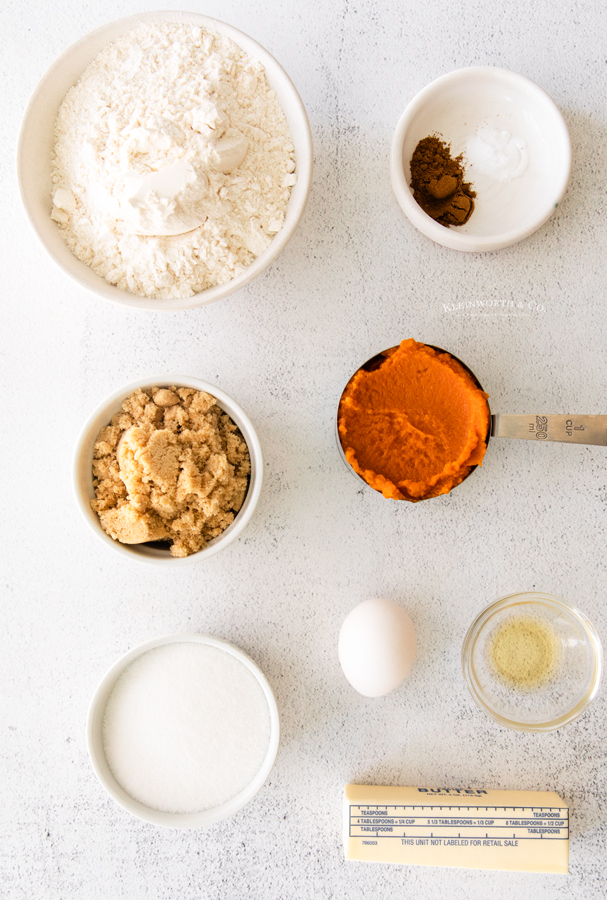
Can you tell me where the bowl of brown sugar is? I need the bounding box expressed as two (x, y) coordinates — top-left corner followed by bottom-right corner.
(73, 376), (263, 565)
(390, 67), (571, 252)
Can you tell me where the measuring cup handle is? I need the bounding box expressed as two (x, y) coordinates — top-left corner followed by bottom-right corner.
(491, 415), (607, 445)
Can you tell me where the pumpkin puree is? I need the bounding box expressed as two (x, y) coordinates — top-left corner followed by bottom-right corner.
(338, 339), (490, 501)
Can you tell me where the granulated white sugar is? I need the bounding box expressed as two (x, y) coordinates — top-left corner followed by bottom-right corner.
(102, 641), (272, 814)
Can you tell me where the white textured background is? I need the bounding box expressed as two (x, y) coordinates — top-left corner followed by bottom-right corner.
(2, 0), (607, 897)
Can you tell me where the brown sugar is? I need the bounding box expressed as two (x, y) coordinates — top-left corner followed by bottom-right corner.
(91, 387), (250, 557)
(338, 340), (489, 501)
(410, 136), (476, 227)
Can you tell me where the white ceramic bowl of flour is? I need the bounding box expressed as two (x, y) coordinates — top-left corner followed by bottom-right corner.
(17, 11), (313, 310)
(73, 375), (263, 565)
(390, 67), (571, 252)
(87, 633), (280, 827)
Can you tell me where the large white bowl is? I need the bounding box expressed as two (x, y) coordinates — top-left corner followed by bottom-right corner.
(73, 376), (263, 565)
(17, 11), (313, 310)
(87, 633), (280, 827)
(390, 67), (571, 252)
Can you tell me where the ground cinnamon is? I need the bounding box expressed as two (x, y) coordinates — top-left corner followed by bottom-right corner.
(410, 136), (476, 227)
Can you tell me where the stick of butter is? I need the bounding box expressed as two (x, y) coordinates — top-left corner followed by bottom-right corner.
(343, 784), (568, 874)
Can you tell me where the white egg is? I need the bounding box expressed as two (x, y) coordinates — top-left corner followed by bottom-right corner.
(338, 598), (417, 697)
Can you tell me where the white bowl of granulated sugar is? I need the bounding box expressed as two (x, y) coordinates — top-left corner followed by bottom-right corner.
(87, 633), (280, 827)
(18, 12), (313, 310)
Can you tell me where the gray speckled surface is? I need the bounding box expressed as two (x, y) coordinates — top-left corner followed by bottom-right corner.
(3, 0), (607, 896)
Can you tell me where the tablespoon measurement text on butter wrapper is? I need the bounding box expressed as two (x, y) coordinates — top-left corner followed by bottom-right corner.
(343, 784), (568, 873)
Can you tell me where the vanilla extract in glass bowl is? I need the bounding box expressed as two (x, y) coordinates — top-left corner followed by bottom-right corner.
(461, 593), (602, 732)
(488, 614), (561, 690)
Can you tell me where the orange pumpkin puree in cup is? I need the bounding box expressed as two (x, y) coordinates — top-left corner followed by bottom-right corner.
(338, 339), (490, 501)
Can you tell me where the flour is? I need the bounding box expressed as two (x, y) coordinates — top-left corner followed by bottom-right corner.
(51, 22), (296, 300)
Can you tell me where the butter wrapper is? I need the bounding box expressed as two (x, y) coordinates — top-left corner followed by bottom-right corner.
(343, 784), (568, 874)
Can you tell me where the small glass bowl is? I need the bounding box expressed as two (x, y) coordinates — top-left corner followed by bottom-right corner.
(462, 592), (602, 732)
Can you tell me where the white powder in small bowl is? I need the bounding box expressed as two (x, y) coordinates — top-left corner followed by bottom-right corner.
(465, 124), (529, 183)
(102, 641), (272, 814)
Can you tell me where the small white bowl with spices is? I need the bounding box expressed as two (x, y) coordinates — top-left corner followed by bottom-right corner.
(390, 67), (571, 251)
(17, 11), (313, 310)
(73, 376), (263, 565)
(87, 633), (280, 827)
(462, 592), (602, 731)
